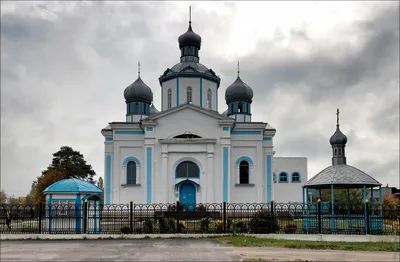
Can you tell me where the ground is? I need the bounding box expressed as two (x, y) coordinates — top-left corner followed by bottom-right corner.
(1, 239), (399, 261)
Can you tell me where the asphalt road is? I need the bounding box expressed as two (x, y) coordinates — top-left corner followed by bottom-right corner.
(0, 239), (398, 261)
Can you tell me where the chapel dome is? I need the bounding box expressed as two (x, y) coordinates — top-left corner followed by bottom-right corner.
(124, 77), (153, 104)
(178, 23), (202, 49)
(329, 127), (348, 145)
(225, 76), (254, 103)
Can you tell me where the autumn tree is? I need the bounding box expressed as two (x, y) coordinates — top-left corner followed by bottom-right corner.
(31, 146), (96, 204)
(0, 190), (7, 204)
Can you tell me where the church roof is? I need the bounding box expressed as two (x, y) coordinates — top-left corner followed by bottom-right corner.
(225, 76), (254, 103)
(124, 77), (153, 103)
(44, 178), (102, 194)
(304, 164), (381, 189)
(142, 103), (234, 122)
(159, 61), (220, 85)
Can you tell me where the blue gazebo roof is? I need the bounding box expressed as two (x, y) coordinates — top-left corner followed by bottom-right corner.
(44, 178), (102, 194)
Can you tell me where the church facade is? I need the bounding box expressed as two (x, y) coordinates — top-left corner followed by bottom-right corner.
(101, 17), (307, 205)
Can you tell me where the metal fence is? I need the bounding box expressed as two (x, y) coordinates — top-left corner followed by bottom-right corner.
(1, 202), (399, 235)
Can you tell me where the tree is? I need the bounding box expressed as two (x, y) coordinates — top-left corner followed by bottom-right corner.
(30, 146), (97, 204)
(0, 190), (7, 204)
(96, 177), (104, 205)
(49, 146), (96, 180)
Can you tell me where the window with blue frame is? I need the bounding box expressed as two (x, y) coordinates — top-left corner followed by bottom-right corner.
(239, 161), (249, 184)
(127, 161), (137, 184)
(279, 172), (288, 182)
(291, 172), (300, 182)
(168, 89), (172, 109)
(176, 161), (199, 178)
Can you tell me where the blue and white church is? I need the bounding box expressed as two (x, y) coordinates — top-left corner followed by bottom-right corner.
(101, 15), (307, 205)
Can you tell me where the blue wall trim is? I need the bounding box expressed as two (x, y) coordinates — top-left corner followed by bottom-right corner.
(222, 127), (229, 131)
(122, 156), (141, 166)
(105, 155), (111, 204)
(105, 137), (113, 141)
(235, 156), (254, 165)
(115, 131), (144, 135)
(266, 155), (272, 202)
(146, 147), (152, 203)
(146, 127), (153, 132)
(263, 137), (272, 141)
(200, 78), (203, 107)
(223, 147), (229, 202)
(231, 131), (262, 135)
(176, 78), (179, 106)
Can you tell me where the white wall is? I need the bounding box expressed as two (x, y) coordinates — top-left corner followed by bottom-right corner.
(273, 157), (307, 203)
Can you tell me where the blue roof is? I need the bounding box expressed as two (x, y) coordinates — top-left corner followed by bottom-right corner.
(44, 178), (102, 194)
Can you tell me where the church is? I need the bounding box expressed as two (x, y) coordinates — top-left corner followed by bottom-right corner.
(101, 14), (307, 205)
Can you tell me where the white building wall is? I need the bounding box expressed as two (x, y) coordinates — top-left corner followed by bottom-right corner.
(273, 157), (307, 203)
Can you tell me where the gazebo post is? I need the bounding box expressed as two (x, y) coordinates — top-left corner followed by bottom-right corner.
(305, 187), (310, 231)
(363, 185), (367, 234)
(331, 185), (335, 232)
(379, 185), (383, 224)
(370, 187), (374, 216)
(347, 188), (350, 229)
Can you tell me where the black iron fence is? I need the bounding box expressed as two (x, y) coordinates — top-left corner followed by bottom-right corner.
(1, 202), (399, 235)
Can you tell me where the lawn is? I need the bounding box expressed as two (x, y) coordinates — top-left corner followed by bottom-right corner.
(217, 236), (399, 252)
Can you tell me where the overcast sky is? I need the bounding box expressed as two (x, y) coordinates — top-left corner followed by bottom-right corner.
(1, 1), (399, 197)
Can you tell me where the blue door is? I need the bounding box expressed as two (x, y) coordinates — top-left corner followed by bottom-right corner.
(179, 183), (196, 209)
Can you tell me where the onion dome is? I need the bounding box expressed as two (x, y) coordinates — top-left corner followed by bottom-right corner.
(150, 104), (160, 115)
(178, 22), (201, 49)
(225, 76), (254, 103)
(329, 127), (348, 145)
(124, 77), (153, 104)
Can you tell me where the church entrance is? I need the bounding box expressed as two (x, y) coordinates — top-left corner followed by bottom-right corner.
(176, 161), (199, 208)
(179, 182), (196, 207)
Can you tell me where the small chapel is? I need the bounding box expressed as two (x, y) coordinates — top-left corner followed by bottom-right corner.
(101, 11), (307, 205)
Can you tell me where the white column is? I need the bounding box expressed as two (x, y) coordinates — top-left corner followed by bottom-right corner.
(250, 165), (254, 184)
(136, 165), (140, 185)
(162, 152), (168, 202)
(235, 165), (240, 184)
(207, 152), (214, 203)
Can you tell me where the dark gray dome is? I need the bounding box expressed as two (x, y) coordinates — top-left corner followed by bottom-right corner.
(150, 104), (159, 115)
(225, 76), (254, 103)
(304, 164), (381, 188)
(330, 127), (347, 145)
(178, 23), (201, 49)
(124, 77), (153, 103)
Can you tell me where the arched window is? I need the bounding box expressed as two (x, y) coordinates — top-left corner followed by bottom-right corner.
(167, 89), (172, 109)
(239, 161), (249, 184)
(176, 161), (199, 178)
(238, 102), (243, 113)
(207, 89), (212, 109)
(338, 148), (342, 155)
(187, 86), (192, 103)
(279, 172), (288, 182)
(127, 161), (137, 184)
(291, 172), (300, 182)
(334, 149), (337, 155)
(230, 104), (233, 113)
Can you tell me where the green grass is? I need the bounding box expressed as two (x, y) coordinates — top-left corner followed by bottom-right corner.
(217, 236), (399, 252)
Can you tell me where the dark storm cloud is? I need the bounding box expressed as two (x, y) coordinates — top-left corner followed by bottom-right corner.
(1, 1), (398, 197)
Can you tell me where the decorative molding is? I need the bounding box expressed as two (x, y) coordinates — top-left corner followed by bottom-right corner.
(115, 131), (144, 135)
(121, 184), (141, 187)
(235, 183), (255, 187)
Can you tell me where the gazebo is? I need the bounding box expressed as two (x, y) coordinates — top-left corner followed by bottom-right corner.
(303, 109), (383, 234)
(43, 178), (103, 234)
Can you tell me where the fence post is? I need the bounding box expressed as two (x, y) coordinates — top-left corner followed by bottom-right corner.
(270, 200), (275, 232)
(176, 199), (180, 233)
(317, 199), (322, 234)
(223, 202), (227, 233)
(83, 200), (88, 234)
(130, 200), (133, 234)
(38, 203), (43, 234)
(365, 199), (370, 234)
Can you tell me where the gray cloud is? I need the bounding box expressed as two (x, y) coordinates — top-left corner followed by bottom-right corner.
(1, 1), (398, 197)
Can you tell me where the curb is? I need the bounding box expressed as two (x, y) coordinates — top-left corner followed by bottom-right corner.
(1, 233), (399, 242)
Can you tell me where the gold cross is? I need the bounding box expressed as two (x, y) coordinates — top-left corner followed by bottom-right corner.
(138, 61), (140, 78)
